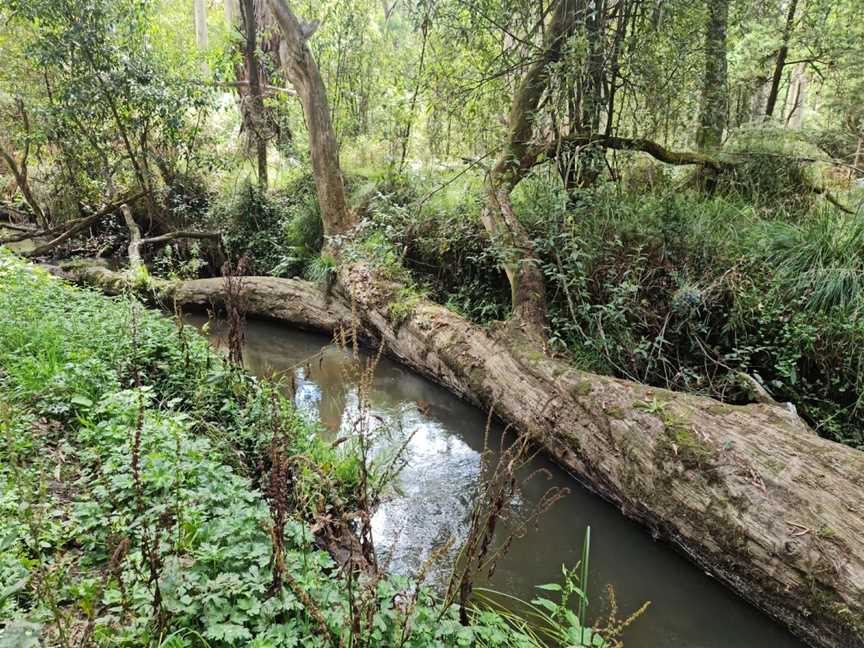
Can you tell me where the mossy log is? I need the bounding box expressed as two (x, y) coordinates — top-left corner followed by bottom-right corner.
(63, 262), (864, 648)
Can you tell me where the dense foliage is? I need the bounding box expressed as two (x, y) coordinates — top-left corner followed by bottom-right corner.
(348, 165), (864, 447)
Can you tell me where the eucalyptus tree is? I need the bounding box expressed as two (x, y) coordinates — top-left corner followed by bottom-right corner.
(238, 0), (270, 187)
(267, 0), (352, 237)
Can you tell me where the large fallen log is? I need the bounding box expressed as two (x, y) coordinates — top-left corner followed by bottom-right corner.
(62, 262), (864, 648)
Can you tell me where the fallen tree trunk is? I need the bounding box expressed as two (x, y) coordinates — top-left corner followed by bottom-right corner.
(62, 262), (864, 648)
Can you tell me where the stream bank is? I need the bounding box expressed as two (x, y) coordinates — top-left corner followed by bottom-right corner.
(192, 314), (806, 648)
(60, 262), (864, 648)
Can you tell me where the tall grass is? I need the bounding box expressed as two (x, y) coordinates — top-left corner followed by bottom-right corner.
(759, 211), (864, 313)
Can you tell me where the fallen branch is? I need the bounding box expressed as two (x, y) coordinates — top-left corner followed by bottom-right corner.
(0, 222), (36, 233)
(539, 134), (727, 171)
(20, 192), (146, 258)
(540, 134), (858, 213)
(198, 80), (297, 96)
(126, 227), (224, 272)
(138, 230), (223, 246)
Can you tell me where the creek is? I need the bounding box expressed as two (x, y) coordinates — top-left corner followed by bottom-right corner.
(189, 314), (805, 648)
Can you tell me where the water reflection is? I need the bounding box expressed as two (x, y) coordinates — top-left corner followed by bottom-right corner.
(188, 315), (804, 648)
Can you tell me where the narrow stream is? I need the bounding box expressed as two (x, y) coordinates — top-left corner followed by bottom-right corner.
(189, 315), (805, 648)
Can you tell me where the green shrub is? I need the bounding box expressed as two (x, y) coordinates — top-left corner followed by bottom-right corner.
(213, 176), (323, 276)
(714, 152), (816, 213)
(758, 211), (864, 312)
(350, 171), (510, 323)
(530, 189), (864, 446)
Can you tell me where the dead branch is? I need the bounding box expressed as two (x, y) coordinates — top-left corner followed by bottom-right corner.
(539, 134), (726, 171)
(20, 192), (146, 258)
(126, 228), (223, 271)
(537, 134), (857, 213)
(139, 230), (223, 246)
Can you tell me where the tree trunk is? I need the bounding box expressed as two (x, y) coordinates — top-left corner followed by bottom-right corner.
(765, 0), (799, 119)
(267, 0), (352, 237)
(854, 137), (863, 179)
(122, 204), (143, 271)
(62, 260), (864, 648)
(238, 0), (268, 189)
(194, 0), (209, 49)
(194, 0), (210, 74)
(784, 62), (809, 129)
(224, 0), (237, 26)
(696, 0), (729, 150)
(480, 0), (579, 337)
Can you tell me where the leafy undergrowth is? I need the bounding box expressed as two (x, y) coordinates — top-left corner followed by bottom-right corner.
(0, 252), (627, 647)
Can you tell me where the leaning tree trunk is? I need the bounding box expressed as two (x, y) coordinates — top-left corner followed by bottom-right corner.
(480, 0), (579, 337)
(764, 0), (799, 119)
(60, 260), (864, 648)
(267, 0), (352, 237)
(0, 100), (47, 227)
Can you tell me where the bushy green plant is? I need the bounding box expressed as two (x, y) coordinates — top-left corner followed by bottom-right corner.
(213, 176), (323, 277)
(528, 188), (864, 446)
(349, 170), (510, 323)
(716, 130), (820, 213)
(758, 211), (864, 312)
(152, 242), (208, 280)
(714, 152), (816, 213)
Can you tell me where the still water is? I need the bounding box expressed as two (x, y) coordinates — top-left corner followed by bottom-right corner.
(189, 315), (805, 648)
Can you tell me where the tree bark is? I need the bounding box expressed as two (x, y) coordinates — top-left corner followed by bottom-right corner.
(267, 0), (352, 238)
(122, 204), (143, 271)
(194, 0), (210, 74)
(62, 260), (864, 648)
(696, 0), (729, 150)
(784, 62), (809, 129)
(764, 0), (799, 119)
(239, 0), (268, 188)
(480, 0), (579, 337)
(194, 0), (208, 47)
